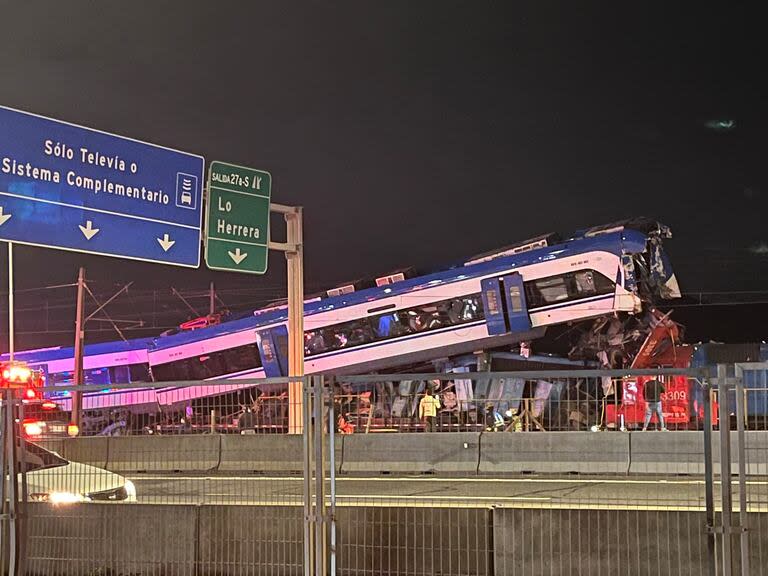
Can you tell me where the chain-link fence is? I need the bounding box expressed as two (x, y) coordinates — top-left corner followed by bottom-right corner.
(1, 368), (767, 575)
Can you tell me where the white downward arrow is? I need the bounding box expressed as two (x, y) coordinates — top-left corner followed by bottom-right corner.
(78, 220), (100, 240)
(228, 247), (248, 264)
(157, 233), (175, 252)
(0, 207), (11, 227)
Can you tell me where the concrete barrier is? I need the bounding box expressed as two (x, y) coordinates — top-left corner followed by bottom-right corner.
(340, 432), (480, 474)
(628, 431), (706, 475)
(106, 435), (220, 473)
(219, 434), (303, 473)
(629, 430), (768, 475)
(39, 437), (110, 469)
(35, 438), (64, 457)
(25, 503), (197, 576)
(34, 429), (767, 477)
(479, 431), (630, 474)
(219, 434), (343, 474)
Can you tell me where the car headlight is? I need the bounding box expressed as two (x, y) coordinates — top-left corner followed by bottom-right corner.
(50, 492), (86, 504)
(30, 492), (86, 504)
(124, 480), (136, 500)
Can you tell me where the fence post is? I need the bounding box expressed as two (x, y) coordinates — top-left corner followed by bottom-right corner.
(0, 389), (26, 576)
(326, 375), (337, 576)
(702, 377), (717, 576)
(303, 376), (314, 576)
(313, 375), (327, 576)
(734, 371), (750, 575)
(717, 365), (734, 576)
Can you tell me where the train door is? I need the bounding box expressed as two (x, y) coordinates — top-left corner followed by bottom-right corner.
(480, 272), (532, 336)
(255, 325), (290, 377)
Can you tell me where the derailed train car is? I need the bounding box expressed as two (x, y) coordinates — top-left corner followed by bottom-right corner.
(2, 219), (684, 431)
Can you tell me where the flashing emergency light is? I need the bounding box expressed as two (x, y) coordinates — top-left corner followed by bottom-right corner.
(1, 362), (43, 396)
(1, 363), (32, 384)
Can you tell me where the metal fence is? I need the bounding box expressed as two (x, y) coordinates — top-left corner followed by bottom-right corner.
(1, 368), (766, 575)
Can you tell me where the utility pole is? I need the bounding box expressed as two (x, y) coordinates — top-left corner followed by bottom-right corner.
(71, 267), (85, 433)
(209, 281), (215, 316)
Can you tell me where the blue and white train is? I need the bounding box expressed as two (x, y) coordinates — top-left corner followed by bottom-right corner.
(2, 219), (680, 411)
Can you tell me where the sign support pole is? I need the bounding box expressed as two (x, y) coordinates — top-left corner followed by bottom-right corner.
(71, 267), (86, 432)
(268, 203), (304, 434)
(7, 243), (13, 361)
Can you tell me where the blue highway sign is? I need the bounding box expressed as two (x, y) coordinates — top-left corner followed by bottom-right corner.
(0, 105), (204, 267)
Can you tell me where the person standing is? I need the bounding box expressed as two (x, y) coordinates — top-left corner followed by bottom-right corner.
(642, 378), (668, 431)
(419, 387), (441, 432)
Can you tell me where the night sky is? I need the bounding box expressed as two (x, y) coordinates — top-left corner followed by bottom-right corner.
(1, 2), (766, 349)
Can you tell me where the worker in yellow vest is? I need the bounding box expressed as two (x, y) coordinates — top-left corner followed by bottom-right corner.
(419, 387), (441, 432)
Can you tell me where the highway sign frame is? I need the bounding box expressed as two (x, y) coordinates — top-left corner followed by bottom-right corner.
(0, 105), (205, 267)
(205, 161), (272, 274)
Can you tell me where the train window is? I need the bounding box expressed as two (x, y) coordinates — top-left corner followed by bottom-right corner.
(304, 294), (485, 356)
(485, 289), (501, 315)
(534, 277), (569, 304)
(109, 365), (131, 384)
(129, 363), (151, 383)
(524, 269), (615, 309)
(151, 343), (262, 382)
(49, 368), (112, 387)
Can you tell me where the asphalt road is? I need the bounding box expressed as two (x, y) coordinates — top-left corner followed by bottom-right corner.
(126, 474), (768, 511)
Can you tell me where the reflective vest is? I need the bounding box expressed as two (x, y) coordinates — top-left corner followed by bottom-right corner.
(419, 395), (441, 418)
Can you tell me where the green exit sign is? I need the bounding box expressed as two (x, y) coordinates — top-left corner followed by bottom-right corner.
(204, 161), (271, 274)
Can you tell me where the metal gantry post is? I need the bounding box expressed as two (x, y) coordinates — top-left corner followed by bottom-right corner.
(7, 243), (14, 361)
(0, 390), (7, 573)
(71, 266), (86, 432)
(268, 203), (304, 435)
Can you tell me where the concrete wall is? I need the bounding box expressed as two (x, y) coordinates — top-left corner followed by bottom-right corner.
(335, 507), (492, 575)
(39, 430), (768, 476)
(24, 503), (197, 576)
(493, 508), (767, 576)
(18, 503), (767, 575)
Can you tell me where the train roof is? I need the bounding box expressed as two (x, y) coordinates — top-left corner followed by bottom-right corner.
(1, 337), (155, 365)
(2, 220), (667, 362)
(130, 225), (652, 352)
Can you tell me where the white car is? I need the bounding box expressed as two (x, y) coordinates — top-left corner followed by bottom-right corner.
(22, 441), (136, 503)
